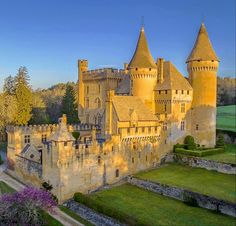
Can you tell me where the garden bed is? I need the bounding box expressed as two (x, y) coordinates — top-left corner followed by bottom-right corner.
(174, 147), (224, 157)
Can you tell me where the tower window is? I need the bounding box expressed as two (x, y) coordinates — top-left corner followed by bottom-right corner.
(24, 135), (30, 144)
(176, 90), (178, 94)
(181, 103), (185, 113)
(98, 85), (100, 94)
(115, 169), (119, 177)
(132, 157), (134, 163)
(149, 68), (151, 71)
(136, 68), (138, 71)
(181, 121), (185, 131)
(196, 124), (199, 130)
(86, 86), (89, 94)
(181, 90), (184, 94)
(159, 90), (161, 94)
(187, 90), (189, 95)
(164, 104), (167, 112)
(98, 156), (101, 164)
(142, 127), (145, 133)
(165, 90), (168, 94)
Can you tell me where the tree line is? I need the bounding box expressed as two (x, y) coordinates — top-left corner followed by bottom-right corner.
(0, 66), (78, 141)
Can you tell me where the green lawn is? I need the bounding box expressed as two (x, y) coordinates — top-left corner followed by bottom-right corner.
(59, 205), (94, 226)
(217, 105), (236, 132)
(0, 181), (16, 194)
(203, 144), (236, 164)
(0, 181), (63, 226)
(88, 184), (235, 226)
(136, 163), (236, 203)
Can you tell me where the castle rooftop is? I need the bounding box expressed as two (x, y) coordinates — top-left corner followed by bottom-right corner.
(186, 23), (219, 63)
(128, 26), (157, 69)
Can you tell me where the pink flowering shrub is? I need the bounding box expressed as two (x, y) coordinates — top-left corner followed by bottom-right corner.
(0, 186), (57, 226)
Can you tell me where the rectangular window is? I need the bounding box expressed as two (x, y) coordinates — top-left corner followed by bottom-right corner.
(127, 128), (130, 134)
(132, 157), (134, 163)
(41, 134), (47, 143)
(187, 90), (189, 95)
(196, 124), (199, 130)
(142, 127), (145, 133)
(163, 123), (167, 131)
(98, 85), (100, 94)
(158, 90), (161, 94)
(165, 90), (168, 94)
(181, 103), (185, 113)
(176, 90), (178, 94)
(181, 121), (185, 131)
(24, 135), (30, 144)
(135, 127), (138, 133)
(87, 86), (89, 94)
(181, 90), (184, 94)
(164, 104), (167, 112)
(64, 142), (68, 146)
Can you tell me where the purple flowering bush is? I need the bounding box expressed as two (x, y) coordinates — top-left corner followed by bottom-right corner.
(0, 186), (57, 226)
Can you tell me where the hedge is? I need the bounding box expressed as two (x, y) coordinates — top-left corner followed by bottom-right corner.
(174, 147), (224, 157)
(73, 192), (146, 226)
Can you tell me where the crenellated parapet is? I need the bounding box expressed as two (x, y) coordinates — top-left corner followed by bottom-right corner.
(6, 123), (100, 134)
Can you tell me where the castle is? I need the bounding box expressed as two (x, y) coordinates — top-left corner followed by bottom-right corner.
(6, 23), (219, 203)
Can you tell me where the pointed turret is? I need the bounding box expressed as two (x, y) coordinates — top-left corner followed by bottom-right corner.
(186, 23), (219, 62)
(128, 26), (157, 69)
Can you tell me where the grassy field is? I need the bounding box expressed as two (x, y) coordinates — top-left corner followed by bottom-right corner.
(136, 163), (236, 203)
(0, 181), (63, 226)
(0, 181), (16, 194)
(217, 105), (236, 132)
(87, 184), (235, 226)
(203, 144), (236, 164)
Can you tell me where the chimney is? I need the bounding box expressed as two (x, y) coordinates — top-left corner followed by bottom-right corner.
(157, 58), (164, 83)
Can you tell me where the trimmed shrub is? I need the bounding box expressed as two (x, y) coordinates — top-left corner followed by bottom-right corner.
(216, 134), (225, 147)
(73, 192), (143, 226)
(72, 131), (80, 141)
(184, 135), (196, 150)
(174, 147), (224, 157)
(183, 193), (198, 207)
(173, 143), (186, 151)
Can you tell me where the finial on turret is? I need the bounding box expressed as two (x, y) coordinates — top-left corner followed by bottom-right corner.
(141, 16), (144, 31)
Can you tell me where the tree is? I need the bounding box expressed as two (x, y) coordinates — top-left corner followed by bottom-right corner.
(29, 92), (50, 124)
(0, 186), (57, 225)
(3, 75), (15, 95)
(61, 84), (79, 124)
(14, 67), (33, 125)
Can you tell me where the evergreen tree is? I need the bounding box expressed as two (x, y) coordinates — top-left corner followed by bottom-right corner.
(3, 75), (15, 95)
(61, 84), (79, 124)
(14, 67), (33, 125)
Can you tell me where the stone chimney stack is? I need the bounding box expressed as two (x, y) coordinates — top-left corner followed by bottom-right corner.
(157, 58), (164, 83)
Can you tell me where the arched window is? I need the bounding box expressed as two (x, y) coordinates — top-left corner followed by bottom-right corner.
(95, 97), (101, 108)
(115, 169), (119, 177)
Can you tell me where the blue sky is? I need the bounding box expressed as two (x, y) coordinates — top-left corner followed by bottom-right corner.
(0, 0), (235, 90)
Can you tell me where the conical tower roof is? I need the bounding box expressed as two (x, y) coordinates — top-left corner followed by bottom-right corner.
(128, 27), (157, 69)
(186, 23), (219, 63)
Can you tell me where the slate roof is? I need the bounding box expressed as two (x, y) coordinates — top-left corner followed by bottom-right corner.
(155, 61), (192, 90)
(186, 23), (219, 62)
(128, 27), (157, 69)
(112, 96), (158, 122)
(115, 75), (131, 95)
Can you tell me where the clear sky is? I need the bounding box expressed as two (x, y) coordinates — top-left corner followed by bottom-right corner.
(0, 0), (235, 90)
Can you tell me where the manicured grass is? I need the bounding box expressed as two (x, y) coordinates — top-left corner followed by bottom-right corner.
(0, 181), (16, 194)
(59, 205), (94, 226)
(217, 105), (236, 132)
(136, 163), (236, 203)
(87, 184), (235, 226)
(203, 144), (236, 164)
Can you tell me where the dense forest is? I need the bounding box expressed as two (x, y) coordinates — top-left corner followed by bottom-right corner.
(0, 67), (235, 141)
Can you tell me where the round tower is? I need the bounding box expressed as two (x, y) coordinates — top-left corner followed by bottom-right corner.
(128, 26), (157, 111)
(187, 23), (219, 147)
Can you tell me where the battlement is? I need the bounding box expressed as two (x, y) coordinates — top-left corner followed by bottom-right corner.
(6, 123), (100, 134)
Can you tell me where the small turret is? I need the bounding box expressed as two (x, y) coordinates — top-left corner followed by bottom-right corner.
(78, 59), (88, 119)
(128, 26), (157, 111)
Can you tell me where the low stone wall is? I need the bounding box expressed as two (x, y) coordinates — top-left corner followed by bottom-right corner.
(127, 176), (236, 217)
(64, 200), (125, 226)
(173, 154), (236, 174)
